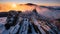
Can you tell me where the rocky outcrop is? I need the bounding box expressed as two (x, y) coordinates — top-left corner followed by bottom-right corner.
(1, 9), (60, 34)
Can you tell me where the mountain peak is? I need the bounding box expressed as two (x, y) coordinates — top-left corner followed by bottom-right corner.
(25, 3), (37, 6)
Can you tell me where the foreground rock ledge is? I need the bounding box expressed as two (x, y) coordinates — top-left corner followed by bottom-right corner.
(1, 10), (60, 34)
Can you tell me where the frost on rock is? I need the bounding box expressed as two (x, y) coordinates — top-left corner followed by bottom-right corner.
(0, 9), (60, 34)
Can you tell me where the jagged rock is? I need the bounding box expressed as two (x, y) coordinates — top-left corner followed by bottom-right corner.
(1, 10), (60, 34)
(4, 10), (19, 30)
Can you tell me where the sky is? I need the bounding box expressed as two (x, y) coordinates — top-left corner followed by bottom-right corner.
(0, 0), (60, 6)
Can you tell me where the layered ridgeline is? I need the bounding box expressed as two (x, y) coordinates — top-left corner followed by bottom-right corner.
(0, 9), (60, 34)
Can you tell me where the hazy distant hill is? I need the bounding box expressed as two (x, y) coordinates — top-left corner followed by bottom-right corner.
(40, 6), (60, 10)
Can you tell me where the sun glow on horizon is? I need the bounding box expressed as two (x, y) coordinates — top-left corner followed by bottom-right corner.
(12, 3), (17, 8)
(0, 3), (36, 12)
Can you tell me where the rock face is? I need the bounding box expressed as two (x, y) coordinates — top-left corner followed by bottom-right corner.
(0, 9), (60, 34)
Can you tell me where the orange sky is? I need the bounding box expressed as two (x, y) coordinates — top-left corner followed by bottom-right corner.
(0, 3), (36, 12)
(0, 3), (60, 12)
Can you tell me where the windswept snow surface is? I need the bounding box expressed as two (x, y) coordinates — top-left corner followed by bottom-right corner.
(36, 6), (60, 19)
(0, 6), (60, 34)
